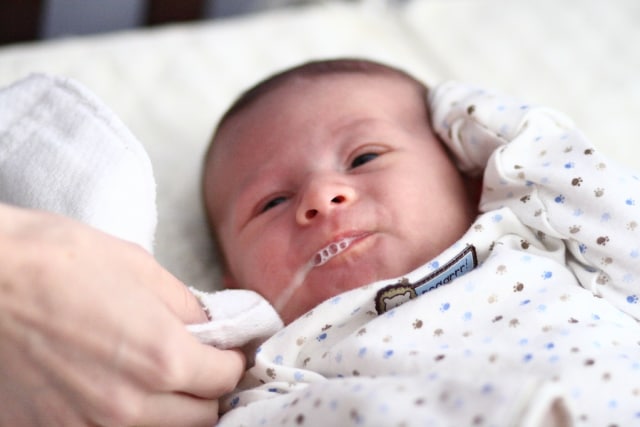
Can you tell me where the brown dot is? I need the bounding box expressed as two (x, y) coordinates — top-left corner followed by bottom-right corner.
(467, 105), (476, 114)
(295, 414), (305, 424)
(435, 354), (446, 362)
(473, 414), (485, 425)
(584, 358), (595, 366)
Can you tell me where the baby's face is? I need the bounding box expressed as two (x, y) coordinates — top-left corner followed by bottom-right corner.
(205, 74), (475, 323)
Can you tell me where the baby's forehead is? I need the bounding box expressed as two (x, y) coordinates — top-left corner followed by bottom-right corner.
(208, 71), (431, 172)
(225, 70), (423, 122)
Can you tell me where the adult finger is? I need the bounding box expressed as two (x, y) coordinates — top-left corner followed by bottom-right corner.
(166, 342), (246, 399)
(132, 248), (209, 325)
(135, 392), (220, 427)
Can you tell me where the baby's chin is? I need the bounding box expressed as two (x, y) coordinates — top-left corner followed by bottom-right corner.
(276, 248), (437, 323)
(277, 269), (388, 323)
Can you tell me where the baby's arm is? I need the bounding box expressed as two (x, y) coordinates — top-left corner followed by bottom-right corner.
(430, 82), (640, 320)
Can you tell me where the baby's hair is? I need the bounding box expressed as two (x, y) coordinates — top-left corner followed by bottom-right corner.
(215, 58), (429, 130)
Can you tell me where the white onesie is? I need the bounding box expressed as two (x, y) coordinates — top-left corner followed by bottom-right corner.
(215, 82), (640, 427)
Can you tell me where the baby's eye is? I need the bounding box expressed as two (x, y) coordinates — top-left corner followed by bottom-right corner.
(350, 152), (379, 169)
(261, 196), (287, 213)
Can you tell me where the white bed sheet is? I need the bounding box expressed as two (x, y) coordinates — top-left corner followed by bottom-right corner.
(0, 0), (637, 292)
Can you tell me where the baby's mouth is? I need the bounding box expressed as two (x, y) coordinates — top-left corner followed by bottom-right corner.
(311, 236), (360, 267)
(274, 234), (369, 314)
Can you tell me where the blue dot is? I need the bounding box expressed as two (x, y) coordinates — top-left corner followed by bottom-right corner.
(492, 213), (503, 222)
(626, 198), (636, 206)
(520, 299), (531, 306)
(627, 295), (639, 304)
(316, 333), (327, 342)
(230, 396), (240, 408)
(564, 162), (575, 169)
(463, 311), (472, 321)
(273, 355), (284, 364)
(546, 342), (555, 350)
(554, 195), (565, 204)
(523, 353), (533, 362)
(294, 371), (304, 381)
(383, 349), (394, 359)
(440, 302), (451, 312)
(358, 347), (367, 357)
(430, 260), (440, 269)
(542, 271), (553, 279)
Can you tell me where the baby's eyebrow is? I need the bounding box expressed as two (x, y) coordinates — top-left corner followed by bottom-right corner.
(329, 117), (380, 136)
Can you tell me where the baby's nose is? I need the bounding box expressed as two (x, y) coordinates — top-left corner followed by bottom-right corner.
(296, 181), (354, 224)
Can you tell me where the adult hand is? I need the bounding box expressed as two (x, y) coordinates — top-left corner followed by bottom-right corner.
(0, 204), (245, 426)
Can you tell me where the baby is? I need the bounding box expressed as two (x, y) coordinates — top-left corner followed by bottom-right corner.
(202, 59), (478, 325)
(203, 59), (640, 427)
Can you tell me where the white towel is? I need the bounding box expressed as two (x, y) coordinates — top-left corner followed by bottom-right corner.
(0, 73), (157, 252)
(0, 74), (283, 349)
(188, 288), (284, 350)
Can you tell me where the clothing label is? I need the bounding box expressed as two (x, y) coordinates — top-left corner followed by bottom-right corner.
(375, 245), (477, 314)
